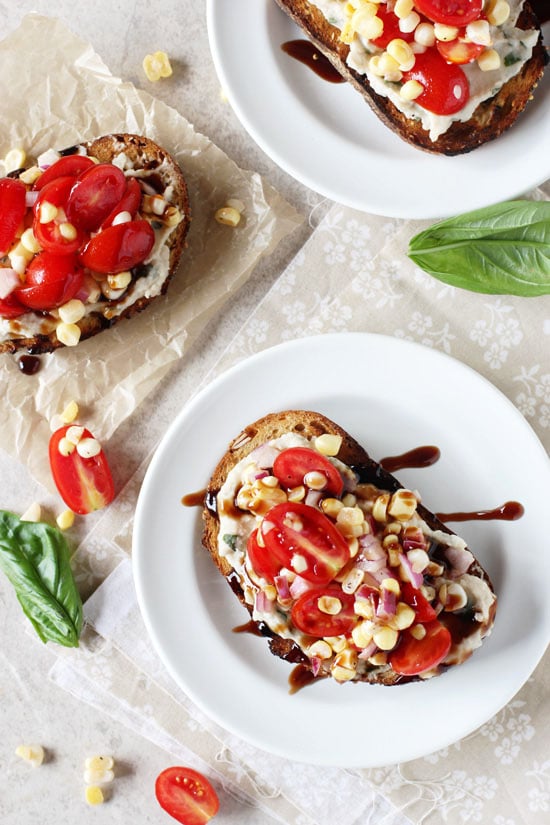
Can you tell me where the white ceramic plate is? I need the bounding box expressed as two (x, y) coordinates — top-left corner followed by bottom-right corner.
(206, 1), (550, 219)
(133, 333), (550, 767)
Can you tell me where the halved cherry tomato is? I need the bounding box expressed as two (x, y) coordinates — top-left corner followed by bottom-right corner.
(33, 177), (86, 255)
(371, 6), (415, 48)
(402, 50), (469, 114)
(0, 292), (26, 319)
(400, 582), (438, 623)
(389, 620), (452, 676)
(79, 220), (155, 274)
(15, 252), (84, 310)
(413, 0), (482, 26)
(247, 529), (281, 582)
(0, 178), (26, 255)
(66, 163), (127, 232)
(437, 36), (485, 64)
(291, 585), (357, 637)
(260, 501), (350, 584)
(100, 177), (142, 228)
(49, 425), (115, 515)
(155, 766), (219, 825)
(272, 447), (344, 496)
(33, 154), (95, 190)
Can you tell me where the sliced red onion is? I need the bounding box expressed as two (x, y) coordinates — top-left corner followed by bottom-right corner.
(399, 552), (423, 588)
(25, 190), (39, 208)
(358, 641), (377, 660)
(254, 470), (269, 480)
(357, 557), (386, 574)
(274, 574), (291, 602)
(0, 268), (20, 299)
(377, 589), (396, 617)
(402, 527), (426, 551)
(255, 590), (271, 614)
(305, 489), (322, 508)
(311, 656), (322, 677)
(248, 443), (280, 469)
(359, 533), (385, 560)
(445, 545), (474, 576)
(289, 575), (313, 599)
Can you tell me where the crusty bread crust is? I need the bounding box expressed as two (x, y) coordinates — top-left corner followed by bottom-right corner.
(203, 410), (497, 686)
(1, 133), (190, 354)
(274, 0), (547, 155)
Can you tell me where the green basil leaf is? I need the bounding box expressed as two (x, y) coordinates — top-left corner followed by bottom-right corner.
(408, 201), (550, 296)
(0, 510), (83, 647)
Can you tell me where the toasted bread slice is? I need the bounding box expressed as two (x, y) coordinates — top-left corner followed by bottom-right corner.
(0, 133), (190, 354)
(203, 410), (497, 686)
(274, 0), (547, 155)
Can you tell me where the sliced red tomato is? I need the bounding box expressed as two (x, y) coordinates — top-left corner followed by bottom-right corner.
(0, 178), (27, 255)
(79, 220), (154, 274)
(0, 292), (26, 319)
(402, 50), (469, 114)
(16, 252), (84, 310)
(66, 163), (127, 232)
(49, 425), (115, 515)
(272, 447), (344, 496)
(400, 582), (438, 623)
(155, 766), (220, 825)
(247, 529), (282, 582)
(371, 6), (415, 48)
(389, 620), (452, 676)
(100, 177), (142, 228)
(291, 585), (357, 637)
(33, 154), (95, 190)
(33, 176), (86, 255)
(413, 0), (482, 26)
(437, 36), (485, 64)
(261, 501), (350, 584)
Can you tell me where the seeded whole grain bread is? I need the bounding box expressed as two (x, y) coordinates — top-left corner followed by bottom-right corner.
(274, 0), (547, 155)
(1, 133), (190, 354)
(203, 410), (497, 686)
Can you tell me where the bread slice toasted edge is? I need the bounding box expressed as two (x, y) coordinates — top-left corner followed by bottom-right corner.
(274, 0), (548, 155)
(1, 133), (191, 355)
(202, 410), (497, 686)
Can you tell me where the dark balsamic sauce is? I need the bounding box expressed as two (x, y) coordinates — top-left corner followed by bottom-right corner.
(281, 40), (346, 83)
(436, 501), (524, 523)
(532, 1), (550, 24)
(181, 488), (206, 507)
(288, 664), (326, 694)
(232, 619), (273, 638)
(380, 445), (440, 473)
(17, 354), (41, 375)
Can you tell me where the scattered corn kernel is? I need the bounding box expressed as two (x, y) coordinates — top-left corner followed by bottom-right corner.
(60, 400), (79, 424)
(106, 270), (132, 291)
(84, 767), (115, 785)
(39, 201), (58, 224)
(332, 665), (356, 682)
(378, 51), (403, 81)
(56, 322), (81, 347)
(215, 206), (241, 227)
(308, 640), (332, 659)
(486, 0), (510, 26)
(394, 0), (414, 18)
(466, 19), (491, 46)
(85, 786), (104, 806)
(325, 635), (348, 653)
(59, 222), (78, 241)
(433, 23), (459, 41)
(372, 493), (390, 522)
(373, 625), (398, 650)
(314, 433), (342, 456)
(15, 744), (44, 767)
(341, 566), (365, 595)
(164, 206), (183, 227)
(59, 299), (86, 325)
(410, 623), (427, 640)
(392, 601), (416, 630)
(20, 502), (41, 522)
(19, 165), (41, 185)
(56, 509), (75, 530)
(288, 485), (306, 502)
(143, 50), (173, 82)
(388, 489), (417, 521)
(352, 7), (383, 40)
(4, 147), (26, 172)
(441, 581), (468, 611)
(399, 11), (420, 33)
(321, 497), (344, 518)
(477, 48), (501, 71)
(351, 620), (374, 649)
(77, 437), (101, 459)
(339, 20), (356, 44)
(58, 437), (75, 456)
(387, 38), (415, 71)
(368, 651), (388, 666)
(381, 577), (400, 596)
(333, 648), (358, 671)
(400, 79), (423, 101)
(20, 227), (41, 254)
(66, 425), (84, 445)
(304, 470), (328, 491)
(414, 21), (435, 47)
(317, 595), (342, 615)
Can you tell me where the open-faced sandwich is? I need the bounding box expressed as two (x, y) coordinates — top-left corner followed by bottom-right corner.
(275, 0), (547, 154)
(203, 410), (497, 685)
(0, 133), (190, 354)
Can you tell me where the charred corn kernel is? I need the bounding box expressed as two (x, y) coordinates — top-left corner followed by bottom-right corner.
(442, 581), (468, 611)
(385, 521), (403, 536)
(477, 48), (501, 71)
(304, 470), (328, 490)
(426, 560), (445, 577)
(20, 165), (42, 185)
(58, 437), (75, 456)
(101, 282), (126, 301)
(314, 433), (342, 456)
(56, 322), (81, 347)
(338, 506), (364, 526)
(20, 227), (41, 254)
(486, 0), (510, 25)
(387, 38), (415, 71)
(434, 23), (459, 41)
(321, 497), (344, 518)
(352, 8), (383, 40)
(4, 147), (27, 172)
(107, 270), (132, 290)
(466, 19), (491, 46)
(59, 221), (77, 241)
(373, 625), (398, 650)
(414, 21), (435, 47)
(111, 210), (132, 226)
(164, 206), (183, 227)
(342, 493), (357, 507)
(59, 299), (85, 324)
(388, 489), (417, 521)
(342, 566), (365, 594)
(60, 400), (79, 424)
(368, 651), (388, 666)
(215, 206), (241, 227)
(339, 20), (356, 44)
(39, 201), (58, 223)
(317, 595), (343, 615)
(142, 50), (173, 82)
(326, 635), (348, 653)
(15, 744), (44, 767)
(249, 486), (287, 516)
(308, 640), (332, 659)
(20, 502), (41, 522)
(410, 623), (427, 640)
(399, 11), (421, 33)
(372, 493), (390, 522)
(56, 509), (75, 530)
(400, 79), (423, 101)
(394, 0), (413, 17)
(85, 786), (104, 806)
(66, 425), (84, 445)
(381, 577), (400, 596)
(407, 548), (430, 573)
(392, 601), (416, 629)
(77, 437), (102, 459)
(288, 485), (306, 502)
(351, 620), (374, 649)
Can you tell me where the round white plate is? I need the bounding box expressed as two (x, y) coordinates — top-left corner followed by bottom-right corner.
(206, 1), (550, 219)
(133, 333), (550, 767)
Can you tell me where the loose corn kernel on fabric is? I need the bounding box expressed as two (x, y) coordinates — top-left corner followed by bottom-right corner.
(143, 51), (173, 81)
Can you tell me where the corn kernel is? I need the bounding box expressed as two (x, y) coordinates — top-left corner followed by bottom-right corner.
(388, 489), (417, 521)
(442, 581), (468, 611)
(321, 497), (344, 518)
(317, 595), (343, 615)
(381, 577), (400, 596)
(143, 50), (173, 82)
(466, 19), (491, 46)
(59, 299), (85, 324)
(20, 502), (41, 522)
(84, 768), (114, 785)
(15, 744), (44, 767)
(164, 206), (183, 227)
(288, 485), (306, 502)
(486, 0), (510, 26)
(373, 625), (398, 650)
(58, 437), (75, 456)
(314, 433), (342, 456)
(85, 786), (104, 806)
(407, 548), (430, 573)
(111, 210), (132, 226)
(434, 23), (459, 41)
(332, 665), (356, 682)
(19, 165), (42, 185)
(84, 753), (115, 772)
(477, 48), (501, 71)
(414, 21), (435, 47)
(400, 79), (423, 101)
(77, 438), (101, 459)
(20, 227), (41, 254)
(372, 493), (390, 522)
(56, 322), (81, 347)
(378, 52), (403, 81)
(410, 623), (427, 640)
(351, 620), (374, 649)
(215, 206), (241, 227)
(308, 640), (332, 659)
(340, 20), (356, 44)
(394, 0), (413, 18)
(348, 537), (360, 558)
(368, 651), (388, 666)
(60, 400), (79, 424)
(354, 598), (374, 619)
(387, 38), (415, 71)
(399, 11), (420, 33)
(56, 509), (75, 530)
(39, 201), (58, 223)
(66, 425), (84, 445)
(107, 270), (132, 290)
(352, 7), (383, 40)
(334, 648), (358, 670)
(304, 470), (328, 490)
(342, 566), (365, 594)
(392, 601), (416, 629)
(4, 147), (27, 172)
(326, 635), (348, 653)
(59, 222), (77, 241)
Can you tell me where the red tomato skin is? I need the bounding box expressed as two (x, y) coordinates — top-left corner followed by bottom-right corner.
(413, 0), (482, 26)
(100, 177), (142, 228)
(272, 447), (344, 496)
(32, 177), (86, 255)
(0, 292), (26, 319)
(389, 620), (452, 676)
(291, 585), (357, 637)
(0, 177), (27, 255)
(79, 220), (155, 274)
(371, 6), (415, 48)
(16, 252), (84, 310)
(49, 426), (115, 515)
(66, 163), (127, 232)
(437, 37), (485, 64)
(261, 501), (350, 584)
(400, 582), (438, 623)
(247, 529), (281, 582)
(155, 767), (220, 825)
(33, 176), (75, 217)
(33, 155), (95, 190)
(402, 50), (469, 114)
